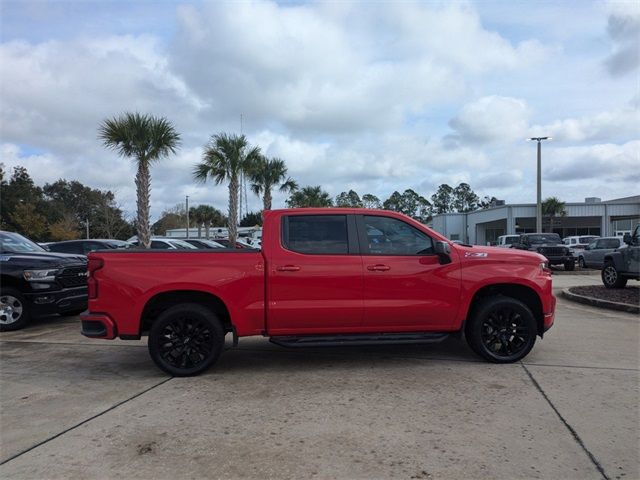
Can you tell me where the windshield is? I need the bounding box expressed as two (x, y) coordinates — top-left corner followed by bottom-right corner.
(579, 236), (597, 243)
(0, 232), (47, 253)
(505, 237), (519, 245)
(528, 234), (561, 244)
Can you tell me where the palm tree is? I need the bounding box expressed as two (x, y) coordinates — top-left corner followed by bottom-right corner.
(189, 205), (206, 238)
(99, 113), (180, 248)
(194, 133), (261, 245)
(200, 205), (225, 239)
(286, 185), (333, 208)
(249, 156), (298, 214)
(542, 197), (567, 233)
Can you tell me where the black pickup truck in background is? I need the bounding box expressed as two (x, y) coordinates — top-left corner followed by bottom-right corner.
(513, 233), (575, 271)
(0, 231), (88, 331)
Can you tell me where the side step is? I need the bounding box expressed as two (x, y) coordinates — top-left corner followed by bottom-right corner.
(269, 332), (450, 348)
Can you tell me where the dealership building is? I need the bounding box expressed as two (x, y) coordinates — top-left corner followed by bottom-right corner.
(430, 195), (640, 246)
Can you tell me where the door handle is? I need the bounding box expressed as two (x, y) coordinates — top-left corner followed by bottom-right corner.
(276, 265), (301, 272)
(367, 264), (390, 271)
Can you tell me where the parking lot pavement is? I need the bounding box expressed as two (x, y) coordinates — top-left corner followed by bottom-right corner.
(1, 278), (638, 479)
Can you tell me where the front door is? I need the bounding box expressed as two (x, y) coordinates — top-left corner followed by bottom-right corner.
(358, 214), (461, 331)
(267, 214), (363, 334)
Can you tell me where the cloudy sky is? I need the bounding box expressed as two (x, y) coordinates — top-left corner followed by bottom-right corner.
(1, 0), (638, 221)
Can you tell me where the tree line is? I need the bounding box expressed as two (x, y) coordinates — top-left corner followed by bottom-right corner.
(0, 165), (134, 241)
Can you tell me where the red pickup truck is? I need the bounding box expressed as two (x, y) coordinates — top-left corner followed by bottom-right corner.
(81, 209), (555, 376)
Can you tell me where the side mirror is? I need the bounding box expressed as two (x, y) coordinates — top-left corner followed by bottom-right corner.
(623, 233), (632, 245)
(434, 241), (452, 265)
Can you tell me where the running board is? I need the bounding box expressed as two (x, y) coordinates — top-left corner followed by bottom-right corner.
(269, 332), (450, 348)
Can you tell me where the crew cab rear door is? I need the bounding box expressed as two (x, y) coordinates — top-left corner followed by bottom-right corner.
(266, 214), (363, 334)
(356, 214), (461, 331)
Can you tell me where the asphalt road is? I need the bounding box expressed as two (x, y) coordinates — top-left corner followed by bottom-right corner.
(0, 274), (638, 479)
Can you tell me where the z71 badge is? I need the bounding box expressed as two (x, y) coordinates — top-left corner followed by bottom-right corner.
(465, 252), (488, 258)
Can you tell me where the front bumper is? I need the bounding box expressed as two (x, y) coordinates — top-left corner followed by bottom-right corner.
(543, 254), (574, 265)
(24, 287), (88, 316)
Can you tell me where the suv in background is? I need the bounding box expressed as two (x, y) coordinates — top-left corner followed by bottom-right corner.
(496, 235), (520, 248)
(602, 224), (640, 288)
(513, 233), (574, 270)
(578, 237), (624, 269)
(128, 238), (198, 250)
(563, 235), (599, 258)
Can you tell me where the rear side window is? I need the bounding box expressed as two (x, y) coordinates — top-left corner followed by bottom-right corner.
(603, 239), (620, 249)
(50, 242), (81, 254)
(284, 215), (349, 254)
(151, 241), (171, 249)
(363, 215), (433, 255)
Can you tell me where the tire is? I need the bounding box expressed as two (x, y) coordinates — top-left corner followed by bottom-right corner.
(564, 261), (575, 271)
(602, 261), (627, 289)
(0, 288), (31, 332)
(60, 308), (86, 317)
(578, 257), (586, 269)
(148, 303), (225, 376)
(465, 296), (537, 363)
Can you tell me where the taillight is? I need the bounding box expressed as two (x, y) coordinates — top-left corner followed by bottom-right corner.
(88, 256), (104, 299)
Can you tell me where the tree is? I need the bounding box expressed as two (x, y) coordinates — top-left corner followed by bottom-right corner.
(286, 186), (333, 208)
(9, 203), (47, 240)
(200, 205), (225, 239)
(152, 204), (187, 235)
(99, 112), (181, 248)
(0, 166), (46, 233)
(335, 190), (364, 208)
(430, 184), (454, 215)
(249, 156), (297, 213)
(362, 194), (382, 209)
(479, 196), (498, 209)
(452, 183), (480, 213)
(194, 133), (261, 245)
(189, 205), (207, 238)
(383, 189), (432, 223)
(49, 214), (81, 241)
(240, 211), (262, 227)
(542, 197), (567, 233)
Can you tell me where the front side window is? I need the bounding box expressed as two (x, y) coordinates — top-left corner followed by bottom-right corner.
(285, 215), (348, 254)
(363, 216), (433, 255)
(150, 241), (171, 249)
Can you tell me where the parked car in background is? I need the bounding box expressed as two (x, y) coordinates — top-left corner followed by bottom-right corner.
(45, 239), (131, 255)
(128, 238), (198, 250)
(563, 235), (599, 258)
(496, 235), (520, 248)
(182, 239), (226, 249)
(578, 237), (624, 269)
(513, 233), (574, 270)
(602, 224), (640, 288)
(0, 231), (88, 331)
(213, 239), (248, 249)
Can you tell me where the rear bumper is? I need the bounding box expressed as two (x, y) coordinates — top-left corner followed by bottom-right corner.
(80, 313), (117, 339)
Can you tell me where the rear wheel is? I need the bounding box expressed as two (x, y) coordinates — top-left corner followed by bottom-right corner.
(0, 288), (30, 331)
(466, 296), (537, 363)
(602, 261), (627, 289)
(148, 303), (225, 376)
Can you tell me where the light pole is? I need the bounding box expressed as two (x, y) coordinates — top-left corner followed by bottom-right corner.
(185, 195), (189, 239)
(528, 137), (551, 233)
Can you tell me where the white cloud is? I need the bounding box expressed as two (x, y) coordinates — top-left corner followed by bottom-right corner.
(448, 95), (531, 144)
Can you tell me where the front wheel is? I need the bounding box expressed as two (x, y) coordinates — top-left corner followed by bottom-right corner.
(465, 296), (537, 363)
(602, 261), (627, 289)
(148, 303), (225, 376)
(0, 288), (31, 331)
(578, 257), (586, 269)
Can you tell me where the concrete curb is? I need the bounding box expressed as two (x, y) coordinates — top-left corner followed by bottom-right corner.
(562, 288), (639, 314)
(552, 269), (599, 276)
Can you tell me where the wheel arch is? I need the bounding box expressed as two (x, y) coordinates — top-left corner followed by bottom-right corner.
(465, 283), (545, 337)
(139, 290), (232, 337)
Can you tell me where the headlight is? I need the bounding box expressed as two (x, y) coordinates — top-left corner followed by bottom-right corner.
(540, 262), (551, 273)
(23, 269), (59, 282)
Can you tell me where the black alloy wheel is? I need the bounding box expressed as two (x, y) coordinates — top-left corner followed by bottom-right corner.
(148, 303), (224, 376)
(466, 296), (537, 363)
